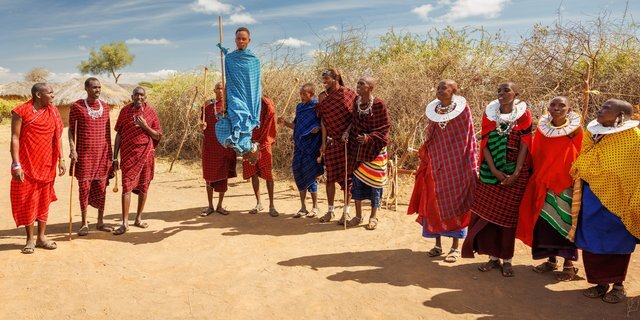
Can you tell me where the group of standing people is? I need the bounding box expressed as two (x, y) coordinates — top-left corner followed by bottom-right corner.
(8, 26), (639, 305)
(10, 78), (162, 250)
(407, 79), (640, 304)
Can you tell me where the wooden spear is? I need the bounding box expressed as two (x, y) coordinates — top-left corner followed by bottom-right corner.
(68, 121), (78, 240)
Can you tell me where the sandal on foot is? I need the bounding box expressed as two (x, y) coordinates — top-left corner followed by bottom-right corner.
(427, 246), (444, 257)
(444, 249), (461, 263)
(293, 209), (308, 218)
(35, 240), (57, 250)
(216, 207), (230, 216)
(269, 207), (280, 217)
(602, 285), (626, 304)
(249, 204), (264, 214)
(78, 225), (90, 236)
(533, 261), (558, 274)
(319, 211), (334, 223)
(113, 225), (129, 235)
(96, 224), (114, 232)
(21, 241), (35, 254)
(478, 259), (501, 272)
(346, 216), (361, 227)
(502, 262), (515, 277)
(306, 208), (319, 218)
(134, 221), (149, 229)
(200, 207), (215, 217)
(365, 217), (378, 230)
(556, 266), (579, 282)
(337, 213), (351, 226)
(583, 284), (609, 299)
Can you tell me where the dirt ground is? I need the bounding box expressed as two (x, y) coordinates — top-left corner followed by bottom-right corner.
(0, 121), (638, 320)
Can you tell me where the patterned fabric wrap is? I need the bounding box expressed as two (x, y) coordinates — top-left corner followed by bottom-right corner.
(516, 125), (583, 246)
(351, 175), (383, 208)
(68, 99), (112, 181)
(292, 99), (323, 191)
(115, 103), (162, 194)
(243, 144), (273, 180)
(78, 179), (107, 210)
(353, 147), (388, 188)
(347, 98), (391, 173)
(471, 110), (532, 228)
(252, 97), (277, 147)
(479, 130), (513, 183)
(570, 127), (640, 239)
(215, 48), (262, 154)
(422, 104), (477, 221)
(10, 100), (63, 226)
(316, 86), (357, 183)
(202, 99), (237, 183)
(539, 188), (574, 239)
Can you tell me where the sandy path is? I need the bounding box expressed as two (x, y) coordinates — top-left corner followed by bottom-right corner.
(0, 122), (638, 320)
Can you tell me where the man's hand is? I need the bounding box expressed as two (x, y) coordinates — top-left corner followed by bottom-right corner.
(200, 121), (207, 131)
(112, 159), (120, 171)
(134, 115), (149, 129)
(491, 170), (508, 183)
(341, 131), (349, 143)
(501, 172), (520, 186)
(12, 168), (24, 183)
(310, 126), (320, 134)
(58, 161), (66, 176)
(356, 134), (368, 144)
(69, 149), (78, 163)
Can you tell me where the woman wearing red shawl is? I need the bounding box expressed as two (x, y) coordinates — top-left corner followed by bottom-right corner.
(112, 87), (162, 235)
(408, 80), (477, 263)
(10, 83), (66, 254)
(344, 77), (390, 230)
(516, 97), (583, 281)
(462, 82), (532, 277)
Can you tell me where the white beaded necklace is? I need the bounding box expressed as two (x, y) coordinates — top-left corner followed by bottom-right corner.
(356, 96), (375, 116)
(84, 99), (104, 120)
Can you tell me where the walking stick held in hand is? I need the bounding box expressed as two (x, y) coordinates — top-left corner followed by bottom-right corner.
(218, 16), (226, 117)
(202, 66), (208, 124)
(68, 121), (78, 240)
(281, 78), (301, 116)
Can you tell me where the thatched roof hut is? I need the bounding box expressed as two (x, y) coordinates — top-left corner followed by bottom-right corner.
(0, 81), (35, 99)
(53, 78), (131, 107)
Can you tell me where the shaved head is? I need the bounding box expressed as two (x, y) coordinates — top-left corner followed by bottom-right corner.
(500, 81), (520, 94)
(31, 82), (48, 97)
(132, 86), (146, 95)
(361, 76), (377, 90)
(607, 98), (633, 116)
(439, 79), (458, 90)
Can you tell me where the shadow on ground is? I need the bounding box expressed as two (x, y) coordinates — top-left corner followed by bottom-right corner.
(278, 248), (636, 319)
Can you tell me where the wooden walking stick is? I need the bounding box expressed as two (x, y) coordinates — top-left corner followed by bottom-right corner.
(169, 87), (200, 172)
(581, 61), (592, 120)
(68, 121), (78, 240)
(202, 67), (208, 124)
(218, 16), (226, 117)
(344, 141), (348, 231)
(280, 78), (301, 116)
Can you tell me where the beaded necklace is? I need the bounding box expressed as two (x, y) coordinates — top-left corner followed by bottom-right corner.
(84, 99), (104, 120)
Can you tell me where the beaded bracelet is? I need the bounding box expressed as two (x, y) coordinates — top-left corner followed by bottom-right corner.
(11, 162), (21, 170)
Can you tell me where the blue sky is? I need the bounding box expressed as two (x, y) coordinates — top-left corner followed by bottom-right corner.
(0, 0), (637, 84)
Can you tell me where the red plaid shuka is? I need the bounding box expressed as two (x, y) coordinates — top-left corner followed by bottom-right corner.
(471, 109), (533, 228)
(316, 86), (357, 183)
(243, 97), (276, 180)
(203, 99), (237, 183)
(347, 97), (390, 173)
(69, 99), (112, 210)
(407, 105), (477, 233)
(115, 103), (162, 194)
(77, 179), (107, 210)
(10, 100), (63, 226)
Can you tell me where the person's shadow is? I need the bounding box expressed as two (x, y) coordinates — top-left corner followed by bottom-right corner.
(278, 249), (635, 319)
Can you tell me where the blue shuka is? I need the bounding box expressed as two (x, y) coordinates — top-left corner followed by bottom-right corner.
(292, 99), (324, 191)
(215, 47), (262, 154)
